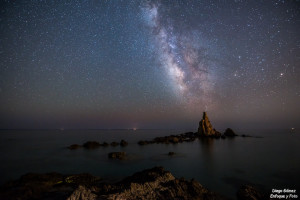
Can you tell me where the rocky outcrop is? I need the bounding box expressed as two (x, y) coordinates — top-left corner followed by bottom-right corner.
(110, 142), (119, 146)
(138, 140), (149, 145)
(108, 152), (126, 160)
(0, 167), (228, 200)
(102, 142), (109, 147)
(68, 144), (82, 150)
(70, 140), (129, 150)
(224, 128), (237, 137)
(67, 185), (97, 200)
(138, 132), (198, 145)
(198, 112), (217, 136)
(0, 172), (99, 200)
(120, 139), (128, 146)
(237, 185), (268, 200)
(104, 167), (228, 200)
(83, 141), (101, 149)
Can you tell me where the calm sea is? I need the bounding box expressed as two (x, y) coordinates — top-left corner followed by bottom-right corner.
(0, 129), (299, 199)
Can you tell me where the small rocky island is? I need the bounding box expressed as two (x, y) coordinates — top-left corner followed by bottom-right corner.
(138, 112), (239, 145)
(68, 112), (249, 149)
(68, 139), (129, 150)
(198, 112), (238, 138)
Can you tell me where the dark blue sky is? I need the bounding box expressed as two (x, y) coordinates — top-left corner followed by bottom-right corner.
(0, 0), (299, 130)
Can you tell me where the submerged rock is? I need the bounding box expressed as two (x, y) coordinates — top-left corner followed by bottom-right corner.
(108, 152), (126, 160)
(138, 140), (148, 145)
(68, 144), (82, 150)
(168, 152), (175, 156)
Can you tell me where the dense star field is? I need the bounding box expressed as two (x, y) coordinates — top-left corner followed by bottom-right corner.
(0, 0), (299, 129)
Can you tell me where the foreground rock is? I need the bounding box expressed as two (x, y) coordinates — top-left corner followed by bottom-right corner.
(108, 167), (228, 200)
(237, 184), (268, 200)
(0, 172), (99, 200)
(0, 167), (228, 200)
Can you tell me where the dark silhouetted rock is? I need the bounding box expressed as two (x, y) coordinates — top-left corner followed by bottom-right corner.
(108, 152), (126, 160)
(241, 134), (256, 138)
(138, 140), (148, 145)
(68, 144), (82, 150)
(108, 167), (228, 200)
(0, 167), (229, 200)
(198, 112), (218, 136)
(102, 142), (109, 146)
(168, 152), (175, 156)
(212, 130), (222, 138)
(0, 172), (99, 200)
(83, 141), (101, 149)
(224, 128), (237, 137)
(183, 132), (194, 137)
(170, 136), (179, 143)
(110, 142), (119, 146)
(120, 139), (128, 147)
(237, 185), (268, 200)
(136, 132), (199, 145)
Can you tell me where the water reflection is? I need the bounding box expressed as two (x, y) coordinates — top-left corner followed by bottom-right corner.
(198, 138), (215, 173)
(199, 137), (214, 154)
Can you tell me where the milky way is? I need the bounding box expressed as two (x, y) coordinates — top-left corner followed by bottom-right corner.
(142, 2), (216, 111)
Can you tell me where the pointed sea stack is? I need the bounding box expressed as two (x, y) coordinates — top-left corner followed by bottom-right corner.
(198, 112), (217, 137)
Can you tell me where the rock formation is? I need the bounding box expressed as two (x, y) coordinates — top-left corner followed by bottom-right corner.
(237, 184), (268, 200)
(198, 112), (217, 136)
(105, 167), (228, 200)
(110, 141), (119, 146)
(0, 167), (229, 200)
(120, 139), (128, 146)
(224, 128), (237, 137)
(83, 141), (101, 149)
(68, 144), (82, 150)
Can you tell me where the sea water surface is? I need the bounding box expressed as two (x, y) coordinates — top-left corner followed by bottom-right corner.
(0, 129), (299, 199)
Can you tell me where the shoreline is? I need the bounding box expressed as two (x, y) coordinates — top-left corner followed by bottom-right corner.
(0, 166), (268, 200)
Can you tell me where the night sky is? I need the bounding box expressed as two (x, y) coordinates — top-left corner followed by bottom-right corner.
(0, 0), (299, 130)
